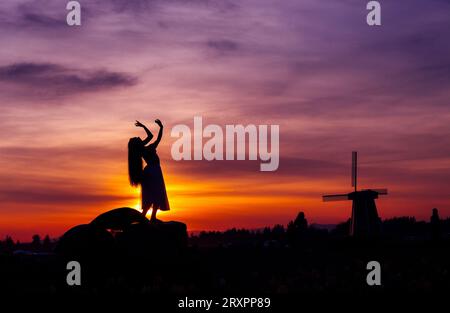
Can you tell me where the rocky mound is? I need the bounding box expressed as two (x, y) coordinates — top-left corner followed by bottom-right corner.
(56, 207), (187, 259)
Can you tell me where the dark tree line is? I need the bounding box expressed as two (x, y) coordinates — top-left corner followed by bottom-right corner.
(0, 234), (54, 254)
(191, 208), (450, 247)
(1, 208), (449, 253)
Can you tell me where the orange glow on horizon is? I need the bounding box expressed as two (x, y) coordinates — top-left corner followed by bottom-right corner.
(1, 157), (448, 242)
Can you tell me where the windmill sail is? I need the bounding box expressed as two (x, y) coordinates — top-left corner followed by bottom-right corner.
(364, 188), (388, 195)
(323, 194), (350, 202)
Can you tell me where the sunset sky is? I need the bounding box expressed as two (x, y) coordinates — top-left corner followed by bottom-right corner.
(1, 0), (450, 241)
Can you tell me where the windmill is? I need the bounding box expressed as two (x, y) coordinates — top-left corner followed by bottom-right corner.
(323, 152), (388, 236)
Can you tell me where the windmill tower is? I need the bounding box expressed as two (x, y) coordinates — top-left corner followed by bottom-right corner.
(323, 152), (388, 237)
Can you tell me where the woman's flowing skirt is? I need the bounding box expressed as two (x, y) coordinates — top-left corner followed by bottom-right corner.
(141, 165), (170, 211)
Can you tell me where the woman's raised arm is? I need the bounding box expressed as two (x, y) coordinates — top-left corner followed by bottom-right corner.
(152, 119), (164, 148)
(135, 120), (153, 145)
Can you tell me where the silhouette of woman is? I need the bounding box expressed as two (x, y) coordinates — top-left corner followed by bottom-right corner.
(128, 119), (170, 221)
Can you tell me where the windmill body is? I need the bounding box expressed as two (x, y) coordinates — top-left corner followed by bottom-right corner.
(323, 152), (387, 237)
(348, 190), (381, 236)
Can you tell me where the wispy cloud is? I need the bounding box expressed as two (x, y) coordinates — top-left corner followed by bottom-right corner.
(206, 40), (239, 53)
(0, 62), (137, 98)
(0, 187), (129, 205)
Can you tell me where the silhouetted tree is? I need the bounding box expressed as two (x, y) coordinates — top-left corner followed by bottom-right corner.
(262, 227), (271, 241)
(271, 224), (285, 241)
(43, 235), (52, 251)
(430, 208), (441, 240)
(31, 234), (41, 250)
(287, 212), (308, 244)
(294, 212), (308, 230)
(1, 236), (15, 253)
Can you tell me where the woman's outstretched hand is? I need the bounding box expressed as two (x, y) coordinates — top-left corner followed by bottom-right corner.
(155, 119), (163, 128)
(135, 120), (145, 128)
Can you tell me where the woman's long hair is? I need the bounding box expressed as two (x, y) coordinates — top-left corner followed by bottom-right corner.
(128, 137), (144, 187)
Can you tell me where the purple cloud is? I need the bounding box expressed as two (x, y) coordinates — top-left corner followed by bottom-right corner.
(207, 40), (239, 52)
(0, 62), (137, 98)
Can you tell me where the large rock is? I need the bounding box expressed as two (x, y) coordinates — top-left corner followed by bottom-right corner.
(116, 221), (188, 256)
(55, 224), (115, 258)
(56, 208), (187, 259)
(90, 207), (148, 230)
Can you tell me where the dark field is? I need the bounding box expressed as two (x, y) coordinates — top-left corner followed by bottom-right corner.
(1, 217), (449, 310)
